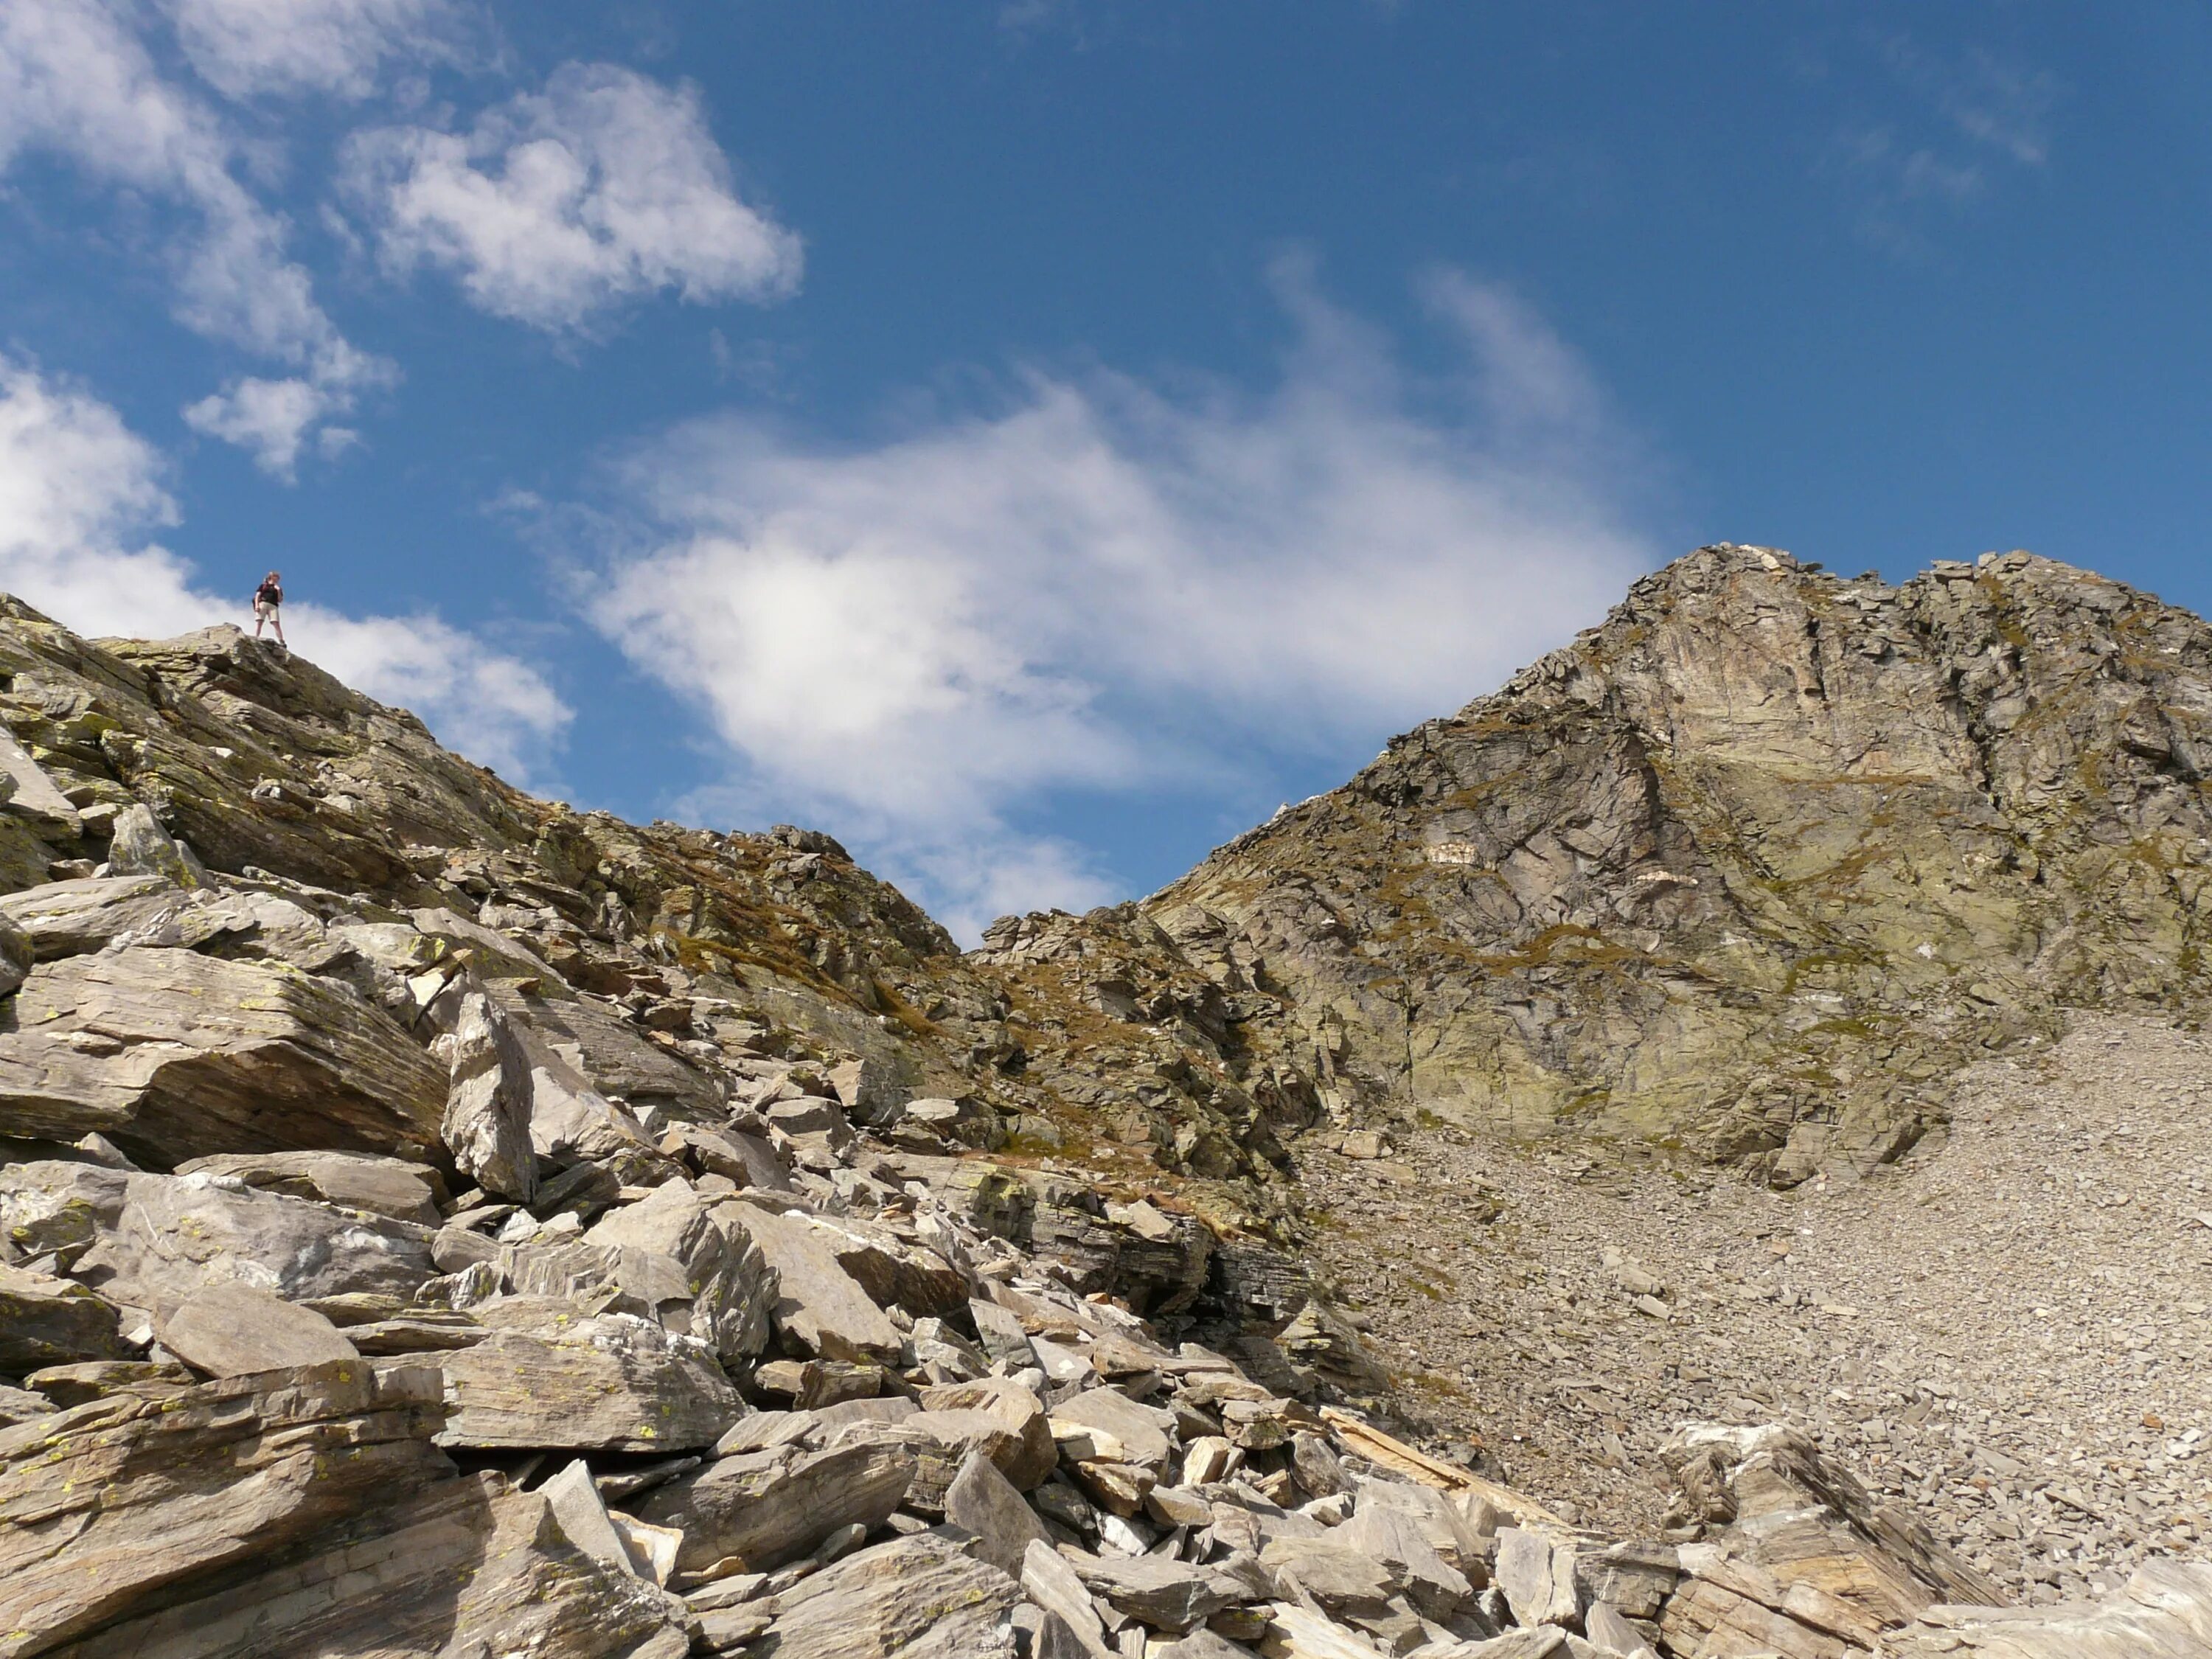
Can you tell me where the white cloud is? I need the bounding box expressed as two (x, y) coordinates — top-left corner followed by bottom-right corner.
(161, 0), (478, 100)
(341, 62), (803, 333)
(182, 375), (353, 478)
(0, 356), (568, 779)
(0, 0), (384, 467)
(588, 265), (1654, 936)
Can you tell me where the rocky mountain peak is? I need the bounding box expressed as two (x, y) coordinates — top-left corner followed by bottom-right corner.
(1144, 543), (2212, 1185)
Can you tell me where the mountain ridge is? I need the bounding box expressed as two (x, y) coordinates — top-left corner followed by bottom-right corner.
(0, 549), (2205, 1655)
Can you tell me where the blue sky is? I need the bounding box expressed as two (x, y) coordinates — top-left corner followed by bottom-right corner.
(1, 4), (2205, 937)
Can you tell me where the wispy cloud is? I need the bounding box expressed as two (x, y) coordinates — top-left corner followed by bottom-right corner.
(0, 0), (391, 470)
(0, 355), (568, 779)
(341, 62), (802, 334)
(581, 262), (1655, 939)
(158, 0), (484, 101)
(1826, 35), (2060, 254)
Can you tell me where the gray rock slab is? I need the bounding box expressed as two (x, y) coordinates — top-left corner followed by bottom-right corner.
(159, 1281), (361, 1376)
(0, 1261), (127, 1370)
(0, 1360), (448, 1657)
(37, 1473), (691, 1659)
(0, 725), (80, 832)
(1495, 1528), (1580, 1630)
(1047, 1387), (1175, 1474)
(1071, 1551), (1236, 1632)
(0, 1158), (130, 1269)
(915, 1376), (1057, 1489)
(945, 1446), (1054, 1576)
(433, 986), (540, 1203)
(437, 1317), (744, 1453)
(1582, 1601), (1659, 1658)
(588, 1179), (776, 1362)
(173, 1149), (445, 1224)
(0, 948), (447, 1166)
(718, 1203), (902, 1363)
(751, 1531), (1021, 1658)
(543, 1457), (647, 1579)
(1150, 1632), (1259, 1659)
(1884, 1559), (2212, 1658)
(636, 1438), (916, 1573)
(72, 1169), (437, 1321)
(1023, 1540), (1115, 1656)
(1334, 1500), (1472, 1618)
(1260, 1536), (1398, 1616)
(0, 875), (177, 959)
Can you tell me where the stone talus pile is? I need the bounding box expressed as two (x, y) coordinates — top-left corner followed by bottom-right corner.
(0, 843), (2196, 1656)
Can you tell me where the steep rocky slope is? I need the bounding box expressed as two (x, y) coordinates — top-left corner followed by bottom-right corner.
(1132, 544), (2212, 1185)
(0, 549), (2209, 1658)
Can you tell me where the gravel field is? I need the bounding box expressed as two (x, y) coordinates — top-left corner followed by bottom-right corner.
(1300, 1011), (2212, 1605)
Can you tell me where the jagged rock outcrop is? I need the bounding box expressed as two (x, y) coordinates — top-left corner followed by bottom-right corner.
(1100, 546), (2212, 1182)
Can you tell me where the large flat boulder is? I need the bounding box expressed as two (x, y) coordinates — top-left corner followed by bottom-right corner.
(748, 1531), (1021, 1658)
(38, 1472), (692, 1659)
(1071, 1551), (1238, 1632)
(636, 1437), (916, 1573)
(719, 1203), (904, 1363)
(586, 1180), (776, 1363)
(0, 1360), (450, 1658)
(159, 1281), (362, 1377)
(0, 875), (183, 959)
(0, 949), (447, 1166)
(173, 1149), (445, 1225)
(436, 1315), (744, 1453)
(71, 1170), (437, 1321)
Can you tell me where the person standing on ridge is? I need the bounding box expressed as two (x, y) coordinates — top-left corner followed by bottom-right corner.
(251, 570), (285, 648)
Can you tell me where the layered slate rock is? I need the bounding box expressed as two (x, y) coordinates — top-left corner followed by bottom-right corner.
(431, 985), (540, 1203)
(436, 1315), (745, 1453)
(0, 1262), (127, 1370)
(743, 1531), (1023, 1658)
(0, 1360), (449, 1657)
(69, 1168), (437, 1320)
(159, 1281), (362, 1376)
(1883, 1559), (2212, 1658)
(721, 1203), (905, 1363)
(584, 1180), (776, 1363)
(172, 1149), (445, 1224)
(37, 1474), (692, 1659)
(0, 948), (446, 1166)
(1657, 1422), (2002, 1658)
(636, 1437), (917, 1573)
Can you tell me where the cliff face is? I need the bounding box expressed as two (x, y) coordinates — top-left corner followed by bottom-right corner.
(1138, 546), (2212, 1183)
